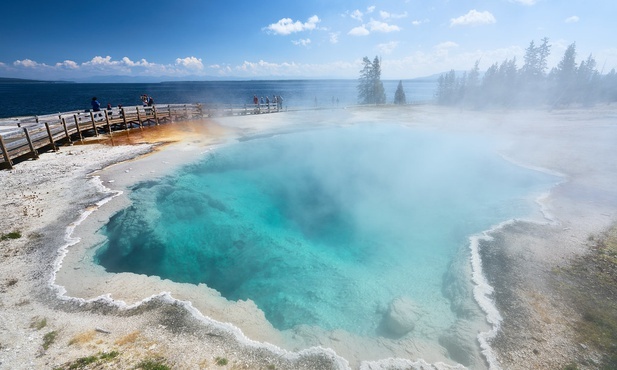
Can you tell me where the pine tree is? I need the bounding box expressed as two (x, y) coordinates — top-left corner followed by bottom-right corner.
(537, 37), (551, 77)
(550, 43), (578, 105)
(577, 54), (599, 105)
(371, 56), (386, 104)
(357, 55), (386, 104)
(357, 57), (373, 104)
(394, 80), (406, 104)
(435, 70), (457, 105)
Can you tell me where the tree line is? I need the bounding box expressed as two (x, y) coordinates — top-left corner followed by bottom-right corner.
(357, 56), (407, 105)
(435, 38), (617, 108)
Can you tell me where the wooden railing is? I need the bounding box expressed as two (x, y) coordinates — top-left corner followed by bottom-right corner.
(0, 101), (287, 169)
(0, 103), (204, 169)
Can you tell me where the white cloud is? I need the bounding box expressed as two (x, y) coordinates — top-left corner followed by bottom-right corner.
(347, 6), (376, 22)
(292, 38), (311, 46)
(175, 56), (204, 70)
(4, 55), (214, 79)
(264, 15), (321, 35)
(348, 19), (401, 36)
(55, 60), (79, 69)
(377, 41), (399, 54)
(329, 32), (340, 44)
(412, 19), (429, 26)
(450, 10), (496, 27)
(367, 20), (401, 33)
(14, 59), (43, 68)
(565, 16), (580, 23)
(380, 11), (408, 20)
(382, 45), (525, 79)
(350, 9), (363, 22)
(121, 57), (152, 67)
(348, 25), (370, 36)
(229, 59), (361, 78)
(82, 55), (119, 67)
(85, 56), (116, 66)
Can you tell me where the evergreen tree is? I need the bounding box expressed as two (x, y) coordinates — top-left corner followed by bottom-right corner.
(431, 37), (617, 108)
(600, 68), (617, 103)
(357, 57), (373, 104)
(435, 70), (457, 105)
(371, 56), (386, 104)
(521, 40), (539, 81)
(537, 37), (551, 77)
(394, 80), (407, 105)
(481, 62), (500, 107)
(550, 43), (578, 105)
(357, 56), (386, 104)
(577, 54), (599, 105)
(520, 38), (551, 105)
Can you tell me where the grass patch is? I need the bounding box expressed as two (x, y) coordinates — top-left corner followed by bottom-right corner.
(68, 330), (96, 346)
(55, 351), (121, 370)
(115, 331), (140, 346)
(99, 350), (119, 360)
(135, 358), (170, 370)
(67, 355), (98, 369)
(0, 231), (21, 241)
(215, 357), (228, 366)
(42, 330), (58, 350)
(556, 224), (617, 369)
(30, 317), (47, 330)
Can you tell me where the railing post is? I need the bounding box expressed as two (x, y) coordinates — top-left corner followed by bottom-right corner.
(0, 135), (13, 169)
(135, 107), (142, 129)
(105, 108), (113, 136)
(73, 115), (83, 141)
(61, 117), (72, 145)
(90, 111), (98, 135)
(23, 127), (39, 159)
(120, 108), (127, 132)
(153, 106), (159, 125)
(44, 122), (58, 151)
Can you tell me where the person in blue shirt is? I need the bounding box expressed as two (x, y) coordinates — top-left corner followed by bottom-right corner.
(91, 97), (101, 112)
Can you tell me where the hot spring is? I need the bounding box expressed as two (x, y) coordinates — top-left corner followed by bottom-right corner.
(94, 123), (557, 366)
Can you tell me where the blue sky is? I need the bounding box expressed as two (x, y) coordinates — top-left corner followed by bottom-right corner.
(1, 0), (615, 81)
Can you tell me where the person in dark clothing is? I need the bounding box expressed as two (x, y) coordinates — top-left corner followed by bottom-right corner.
(91, 97), (101, 112)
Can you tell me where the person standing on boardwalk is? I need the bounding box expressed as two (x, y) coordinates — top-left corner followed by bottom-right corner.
(91, 97), (101, 112)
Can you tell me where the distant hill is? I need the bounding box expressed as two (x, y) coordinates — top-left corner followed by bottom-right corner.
(0, 77), (73, 84)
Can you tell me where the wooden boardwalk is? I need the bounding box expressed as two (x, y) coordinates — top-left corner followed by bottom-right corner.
(0, 103), (281, 170)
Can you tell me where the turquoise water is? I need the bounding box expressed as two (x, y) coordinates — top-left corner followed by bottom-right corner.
(95, 124), (556, 338)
